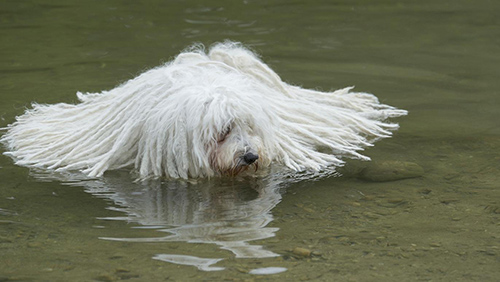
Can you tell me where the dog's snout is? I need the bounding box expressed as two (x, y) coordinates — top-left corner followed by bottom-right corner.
(243, 152), (259, 165)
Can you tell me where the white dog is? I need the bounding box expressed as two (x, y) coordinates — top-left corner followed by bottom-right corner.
(1, 42), (407, 179)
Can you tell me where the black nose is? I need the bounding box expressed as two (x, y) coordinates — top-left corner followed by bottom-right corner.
(243, 152), (259, 165)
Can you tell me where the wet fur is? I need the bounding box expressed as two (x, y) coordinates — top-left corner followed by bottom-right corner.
(1, 42), (407, 179)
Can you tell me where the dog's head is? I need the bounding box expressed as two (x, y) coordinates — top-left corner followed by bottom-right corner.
(199, 92), (275, 177)
(207, 120), (264, 176)
(136, 63), (279, 179)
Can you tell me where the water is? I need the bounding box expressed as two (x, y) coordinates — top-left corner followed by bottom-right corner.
(1, 0), (499, 281)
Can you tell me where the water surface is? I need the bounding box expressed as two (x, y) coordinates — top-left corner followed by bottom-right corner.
(1, 0), (499, 281)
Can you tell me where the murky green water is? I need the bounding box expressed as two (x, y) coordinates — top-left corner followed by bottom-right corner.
(1, 0), (499, 281)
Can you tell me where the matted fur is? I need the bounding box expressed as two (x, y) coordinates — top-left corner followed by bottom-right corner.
(1, 42), (407, 179)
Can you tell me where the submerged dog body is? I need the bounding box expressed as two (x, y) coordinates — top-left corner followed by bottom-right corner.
(1, 42), (407, 179)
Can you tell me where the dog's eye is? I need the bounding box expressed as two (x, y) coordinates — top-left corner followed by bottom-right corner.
(218, 126), (231, 142)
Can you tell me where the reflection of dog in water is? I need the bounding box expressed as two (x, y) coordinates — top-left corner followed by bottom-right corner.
(59, 172), (284, 258)
(1, 42), (407, 179)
